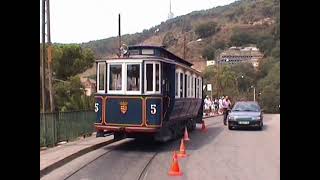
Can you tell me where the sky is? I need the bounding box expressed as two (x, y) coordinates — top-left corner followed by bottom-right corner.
(40, 0), (236, 44)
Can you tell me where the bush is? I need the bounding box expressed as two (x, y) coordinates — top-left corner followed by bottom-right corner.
(195, 22), (218, 38)
(213, 40), (226, 50)
(229, 31), (256, 46)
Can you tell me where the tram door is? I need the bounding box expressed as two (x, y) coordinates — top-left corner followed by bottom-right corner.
(162, 63), (175, 121)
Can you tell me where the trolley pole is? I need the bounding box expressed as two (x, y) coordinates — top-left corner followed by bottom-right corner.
(118, 13), (121, 57)
(41, 0), (46, 113)
(47, 0), (55, 112)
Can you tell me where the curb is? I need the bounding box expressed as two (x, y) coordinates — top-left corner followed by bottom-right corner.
(203, 114), (223, 119)
(40, 137), (115, 178)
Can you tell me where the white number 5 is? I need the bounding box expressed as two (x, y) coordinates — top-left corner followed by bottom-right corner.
(151, 104), (157, 115)
(95, 103), (99, 112)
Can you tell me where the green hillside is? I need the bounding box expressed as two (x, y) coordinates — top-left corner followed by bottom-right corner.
(80, 0), (279, 67)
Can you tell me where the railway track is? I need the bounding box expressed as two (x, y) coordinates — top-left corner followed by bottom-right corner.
(61, 116), (222, 180)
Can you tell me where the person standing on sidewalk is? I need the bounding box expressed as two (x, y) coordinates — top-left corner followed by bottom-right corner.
(204, 96), (210, 116)
(218, 97), (224, 114)
(222, 96), (232, 125)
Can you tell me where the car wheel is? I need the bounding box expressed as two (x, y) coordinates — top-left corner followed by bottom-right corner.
(228, 125), (233, 130)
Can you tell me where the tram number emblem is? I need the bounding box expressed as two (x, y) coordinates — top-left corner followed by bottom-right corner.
(120, 101), (128, 114)
(94, 103), (99, 112)
(151, 104), (157, 115)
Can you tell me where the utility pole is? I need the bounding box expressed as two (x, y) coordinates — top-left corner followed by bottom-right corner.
(253, 86), (256, 101)
(182, 18), (186, 59)
(46, 0), (55, 112)
(216, 60), (220, 97)
(118, 13), (121, 57)
(183, 35), (186, 59)
(41, 0), (46, 113)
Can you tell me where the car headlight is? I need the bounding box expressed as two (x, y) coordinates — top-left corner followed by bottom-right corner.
(252, 116), (261, 120)
(228, 116), (235, 120)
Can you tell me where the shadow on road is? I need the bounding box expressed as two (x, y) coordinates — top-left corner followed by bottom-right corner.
(230, 124), (268, 131)
(99, 125), (224, 154)
(186, 126), (224, 151)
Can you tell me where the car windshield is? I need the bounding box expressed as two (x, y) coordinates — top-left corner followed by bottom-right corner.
(232, 102), (260, 112)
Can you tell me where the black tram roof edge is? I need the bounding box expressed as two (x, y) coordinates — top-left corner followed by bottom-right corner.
(128, 45), (193, 67)
(95, 56), (202, 76)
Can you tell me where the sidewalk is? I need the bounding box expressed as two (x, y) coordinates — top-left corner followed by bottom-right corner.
(40, 133), (114, 178)
(203, 112), (223, 119)
(40, 114), (221, 177)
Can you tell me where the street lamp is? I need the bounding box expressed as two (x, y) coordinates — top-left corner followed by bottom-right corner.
(234, 75), (245, 95)
(250, 85), (256, 101)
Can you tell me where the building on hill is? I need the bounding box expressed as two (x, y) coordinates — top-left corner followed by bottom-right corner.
(217, 46), (264, 68)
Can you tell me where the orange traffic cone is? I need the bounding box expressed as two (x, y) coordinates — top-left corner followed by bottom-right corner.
(177, 139), (188, 158)
(183, 127), (190, 141)
(201, 121), (208, 132)
(168, 151), (183, 176)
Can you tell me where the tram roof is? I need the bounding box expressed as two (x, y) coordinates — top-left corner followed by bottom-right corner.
(128, 45), (193, 67)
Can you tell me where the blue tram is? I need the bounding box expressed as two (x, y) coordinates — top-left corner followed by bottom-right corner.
(94, 45), (204, 142)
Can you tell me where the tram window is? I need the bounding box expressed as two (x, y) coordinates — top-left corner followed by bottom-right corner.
(142, 49), (154, 55)
(156, 64), (160, 91)
(199, 79), (202, 98)
(193, 77), (196, 98)
(196, 78), (200, 98)
(186, 75), (190, 97)
(180, 73), (184, 98)
(97, 63), (106, 92)
(191, 76), (194, 97)
(127, 64), (140, 91)
(109, 64), (122, 91)
(184, 74), (187, 98)
(194, 77), (197, 98)
(175, 72), (178, 97)
(188, 76), (191, 97)
(145, 62), (161, 94)
(146, 64), (153, 91)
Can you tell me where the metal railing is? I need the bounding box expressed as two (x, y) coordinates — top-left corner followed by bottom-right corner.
(40, 110), (96, 147)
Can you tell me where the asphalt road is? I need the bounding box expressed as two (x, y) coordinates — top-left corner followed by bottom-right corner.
(42, 114), (280, 180)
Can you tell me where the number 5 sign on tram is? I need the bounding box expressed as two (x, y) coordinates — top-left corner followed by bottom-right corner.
(95, 103), (99, 112)
(151, 104), (157, 115)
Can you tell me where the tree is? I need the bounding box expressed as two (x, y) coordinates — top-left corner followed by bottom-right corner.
(256, 36), (275, 55)
(202, 46), (216, 60)
(53, 45), (95, 80)
(230, 63), (256, 92)
(54, 76), (94, 112)
(213, 40), (226, 50)
(195, 22), (218, 38)
(229, 30), (256, 46)
(257, 62), (280, 113)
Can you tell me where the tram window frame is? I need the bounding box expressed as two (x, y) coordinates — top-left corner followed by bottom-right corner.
(180, 72), (184, 98)
(97, 62), (106, 93)
(126, 63), (142, 95)
(196, 78), (200, 98)
(175, 68), (184, 98)
(184, 74), (187, 98)
(175, 72), (179, 97)
(185, 71), (191, 98)
(199, 78), (202, 99)
(107, 63), (125, 94)
(192, 75), (196, 98)
(144, 61), (161, 94)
